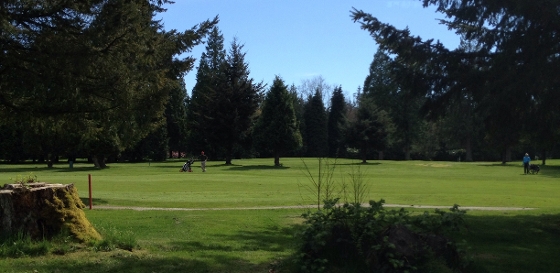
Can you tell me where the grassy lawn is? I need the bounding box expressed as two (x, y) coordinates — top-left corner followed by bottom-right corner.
(1, 158), (559, 272)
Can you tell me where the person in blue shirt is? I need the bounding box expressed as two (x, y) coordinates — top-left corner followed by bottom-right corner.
(523, 153), (531, 174)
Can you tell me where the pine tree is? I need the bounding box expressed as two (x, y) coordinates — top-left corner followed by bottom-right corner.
(0, 0), (217, 167)
(210, 38), (264, 164)
(253, 76), (302, 166)
(165, 80), (189, 157)
(362, 49), (423, 160)
(346, 97), (389, 163)
(327, 86), (347, 157)
(303, 89), (328, 157)
(187, 26), (227, 157)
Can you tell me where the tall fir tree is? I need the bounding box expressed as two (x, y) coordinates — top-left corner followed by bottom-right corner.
(303, 89), (328, 157)
(363, 49), (423, 160)
(187, 26), (227, 157)
(346, 97), (390, 163)
(165, 79), (189, 157)
(327, 86), (347, 157)
(208, 38), (264, 164)
(253, 76), (302, 166)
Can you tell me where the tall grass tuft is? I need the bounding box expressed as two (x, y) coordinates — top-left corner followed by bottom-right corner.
(90, 226), (137, 252)
(0, 232), (50, 258)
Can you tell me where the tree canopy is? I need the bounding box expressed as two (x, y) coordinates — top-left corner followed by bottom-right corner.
(253, 76), (302, 166)
(352, 0), (560, 163)
(1, 0), (217, 166)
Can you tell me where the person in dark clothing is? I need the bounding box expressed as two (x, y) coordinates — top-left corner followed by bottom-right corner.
(199, 151), (208, 172)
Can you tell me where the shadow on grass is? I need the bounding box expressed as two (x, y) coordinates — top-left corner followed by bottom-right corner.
(4, 224), (301, 273)
(227, 165), (290, 171)
(0, 166), (102, 173)
(15, 254), (276, 273)
(80, 197), (109, 206)
(334, 162), (381, 166)
(477, 163), (560, 178)
(167, 225), (299, 253)
(457, 213), (560, 273)
(5, 212), (560, 272)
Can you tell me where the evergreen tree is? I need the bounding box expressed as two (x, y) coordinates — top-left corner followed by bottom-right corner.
(122, 124), (168, 162)
(363, 49), (423, 160)
(253, 76), (302, 166)
(165, 80), (189, 157)
(210, 38), (264, 164)
(352, 0), (560, 162)
(346, 97), (390, 163)
(0, 0), (217, 167)
(187, 26), (227, 157)
(327, 86), (347, 157)
(303, 89), (328, 157)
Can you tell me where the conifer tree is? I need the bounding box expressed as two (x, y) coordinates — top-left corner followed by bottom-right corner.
(346, 97), (390, 163)
(1, 0), (217, 167)
(253, 76), (302, 166)
(165, 80), (189, 156)
(187, 26), (227, 157)
(303, 89), (328, 157)
(327, 86), (347, 157)
(352, 0), (560, 162)
(210, 38), (264, 164)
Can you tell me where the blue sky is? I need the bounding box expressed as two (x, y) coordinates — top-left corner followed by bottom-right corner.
(159, 0), (460, 97)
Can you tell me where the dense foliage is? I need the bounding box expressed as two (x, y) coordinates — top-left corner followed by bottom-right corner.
(0, 0), (217, 167)
(352, 0), (560, 163)
(253, 76), (302, 166)
(2, 0), (560, 165)
(297, 199), (471, 273)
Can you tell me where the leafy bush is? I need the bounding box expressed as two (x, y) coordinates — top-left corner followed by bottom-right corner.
(297, 199), (472, 273)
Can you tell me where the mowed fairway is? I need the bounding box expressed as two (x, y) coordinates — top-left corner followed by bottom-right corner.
(2, 157), (557, 209)
(1, 158), (560, 273)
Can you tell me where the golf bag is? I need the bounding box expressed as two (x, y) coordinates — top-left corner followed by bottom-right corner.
(181, 158), (195, 172)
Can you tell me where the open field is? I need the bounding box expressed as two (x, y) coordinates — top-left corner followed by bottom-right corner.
(1, 158), (560, 272)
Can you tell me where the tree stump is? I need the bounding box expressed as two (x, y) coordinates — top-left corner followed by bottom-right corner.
(0, 182), (101, 242)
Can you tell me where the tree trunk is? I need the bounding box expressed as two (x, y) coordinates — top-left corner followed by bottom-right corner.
(501, 146), (512, 164)
(404, 146), (411, 160)
(92, 155), (107, 168)
(465, 138), (473, 162)
(505, 147), (512, 162)
(274, 154), (280, 166)
(541, 149), (547, 165)
(225, 156), (232, 165)
(361, 143), (368, 163)
(378, 151), (384, 160)
(0, 183), (101, 242)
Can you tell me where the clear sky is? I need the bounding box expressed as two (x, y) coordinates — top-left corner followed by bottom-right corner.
(158, 0), (460, 97)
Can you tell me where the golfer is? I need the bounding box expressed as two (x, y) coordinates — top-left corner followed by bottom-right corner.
(199, 151), (208, 172)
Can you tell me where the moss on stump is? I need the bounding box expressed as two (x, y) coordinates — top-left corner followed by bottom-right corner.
(0, 183), (101, 242)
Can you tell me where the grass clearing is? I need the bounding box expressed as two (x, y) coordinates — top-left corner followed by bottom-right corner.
(1, 158), (559, 272)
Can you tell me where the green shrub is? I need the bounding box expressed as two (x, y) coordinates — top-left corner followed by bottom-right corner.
(297, 199), (471, 273)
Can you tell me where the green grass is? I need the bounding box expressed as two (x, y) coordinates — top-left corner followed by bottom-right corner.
(1, 158), (559, 272)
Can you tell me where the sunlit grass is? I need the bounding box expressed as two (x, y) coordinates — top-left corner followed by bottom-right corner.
(1, 158), (559, 272)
